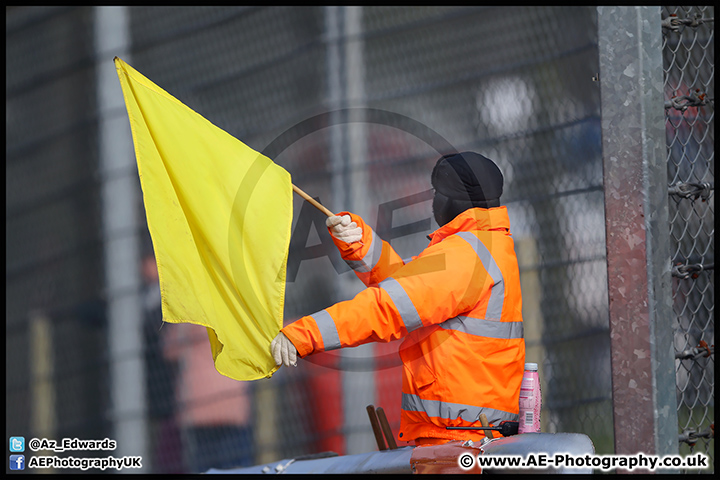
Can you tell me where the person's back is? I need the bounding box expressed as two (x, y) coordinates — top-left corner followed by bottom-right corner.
(394, 205), (524, 443)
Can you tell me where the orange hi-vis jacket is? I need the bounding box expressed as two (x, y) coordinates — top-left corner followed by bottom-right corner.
(282, 207), (525, 443)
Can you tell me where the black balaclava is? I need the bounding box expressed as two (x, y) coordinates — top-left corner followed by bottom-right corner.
(431, 152), (504, 226)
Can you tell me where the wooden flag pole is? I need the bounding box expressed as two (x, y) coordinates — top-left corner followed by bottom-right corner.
(292, 184), (334, 217)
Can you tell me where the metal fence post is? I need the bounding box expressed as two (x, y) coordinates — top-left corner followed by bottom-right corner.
(326, 5), (377, 455)
(597, 6), (680, 462)
(95, 6), (148, 470)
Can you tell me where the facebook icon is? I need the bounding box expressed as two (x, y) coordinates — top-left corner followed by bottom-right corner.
(9, 454), (25, 470)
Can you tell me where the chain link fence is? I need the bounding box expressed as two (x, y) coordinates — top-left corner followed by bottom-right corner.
(7, 6), (110, 473)
(11, 5), (694, 474)
(662, 5), (715, 471)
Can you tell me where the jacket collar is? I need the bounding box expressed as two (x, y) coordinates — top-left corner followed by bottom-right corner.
(428, 207), (511, 246)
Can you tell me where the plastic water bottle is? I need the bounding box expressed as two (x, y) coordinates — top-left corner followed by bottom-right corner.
(518, 362), (541, 433)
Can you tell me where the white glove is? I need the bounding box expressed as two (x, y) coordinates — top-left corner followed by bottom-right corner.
(271, 332), (297, 367)
(326, 214), (362, 243)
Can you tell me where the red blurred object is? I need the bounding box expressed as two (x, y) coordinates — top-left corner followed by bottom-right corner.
(305, 352), (345, 455)
(410, 440), (483, 474)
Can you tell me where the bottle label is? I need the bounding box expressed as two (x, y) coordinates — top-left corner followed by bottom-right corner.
(523, 410), (534, 426)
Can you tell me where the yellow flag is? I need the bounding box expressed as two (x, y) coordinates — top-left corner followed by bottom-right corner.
(115, 57), (291, 380)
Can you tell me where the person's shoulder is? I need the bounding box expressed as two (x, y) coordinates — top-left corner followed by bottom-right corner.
(420, 231), (479, 257)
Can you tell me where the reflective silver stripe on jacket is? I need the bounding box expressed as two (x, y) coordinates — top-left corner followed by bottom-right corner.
(379, 277), (424, 332)
(345, 230), (383, 273)
(402, 393), (519, 425)
(453, 231), (505, 320)
(441, 315), (523, 339)
(310, 309), (341, 351)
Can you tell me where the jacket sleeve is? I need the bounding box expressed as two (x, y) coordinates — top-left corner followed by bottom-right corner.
(329, 211), (406, 287)
(282, 235), (489, 357)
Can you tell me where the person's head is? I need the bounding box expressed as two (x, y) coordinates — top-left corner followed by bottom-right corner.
(431, 151), (504, 226)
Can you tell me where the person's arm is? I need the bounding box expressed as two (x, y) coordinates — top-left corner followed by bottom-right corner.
(282, 234), (488, 358)
(327, 212), (406, 287)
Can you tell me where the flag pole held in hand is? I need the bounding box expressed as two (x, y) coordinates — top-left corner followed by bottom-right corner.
(292, 184), (334, 217)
